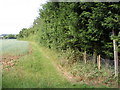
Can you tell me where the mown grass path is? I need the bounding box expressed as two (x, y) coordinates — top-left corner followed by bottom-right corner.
(2, 42), (93, 88)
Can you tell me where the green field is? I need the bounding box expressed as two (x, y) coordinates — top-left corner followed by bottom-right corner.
(0, 39), (29, 89)
(0, 39), (29, 56)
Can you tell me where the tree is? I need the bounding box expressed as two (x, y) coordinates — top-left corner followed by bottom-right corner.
(7, 34), (16, 39)
(18, 2), (120, 76)
(102, 3), (120, 76)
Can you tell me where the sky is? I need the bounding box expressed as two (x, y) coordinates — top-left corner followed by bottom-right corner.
(0, 0), (48, 34)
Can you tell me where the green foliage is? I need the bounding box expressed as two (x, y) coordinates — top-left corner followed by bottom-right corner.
(3, 34), (16, 39)
(14, 2), (120, 87)
(18, 2), (120, 61)
(7, 34), (16, 39)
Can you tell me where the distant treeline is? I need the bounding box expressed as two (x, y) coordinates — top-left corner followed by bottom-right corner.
(2, 34), (17, 39)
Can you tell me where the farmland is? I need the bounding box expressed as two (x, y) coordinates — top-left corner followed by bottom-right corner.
(1, 1), (119, 89)
(0, 39), (29, 56)
(0, 39), (29, 68)
(0, 39), (29, 89)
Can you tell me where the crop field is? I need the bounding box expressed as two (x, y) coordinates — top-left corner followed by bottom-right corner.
(0, 39), (29, 71)
(0, 39), (29, 56)
(0, 39), (29, 89)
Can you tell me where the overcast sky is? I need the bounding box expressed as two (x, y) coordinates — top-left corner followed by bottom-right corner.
(0, 0), (48, 34)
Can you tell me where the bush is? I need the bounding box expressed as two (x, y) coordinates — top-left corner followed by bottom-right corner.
(59, 48), (83, 67)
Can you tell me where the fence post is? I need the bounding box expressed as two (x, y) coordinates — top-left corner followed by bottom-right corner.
(97, 55), (101, 70)
(83, 51), (87, 64)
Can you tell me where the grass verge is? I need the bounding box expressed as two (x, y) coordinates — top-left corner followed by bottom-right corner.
(2, 42), (94, 88)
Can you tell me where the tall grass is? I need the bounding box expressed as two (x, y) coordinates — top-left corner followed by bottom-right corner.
(2, 42), (94, 88)
(36, 43), (118, 88)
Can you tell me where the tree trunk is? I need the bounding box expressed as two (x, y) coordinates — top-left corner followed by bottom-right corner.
(112, 30), (118, 76)
(83, 51), (87, 64)
(93, 51), (97, 64)
(97, 55), (101, 70)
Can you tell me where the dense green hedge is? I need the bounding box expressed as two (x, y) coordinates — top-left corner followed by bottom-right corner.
(18, 2), (120, 61)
